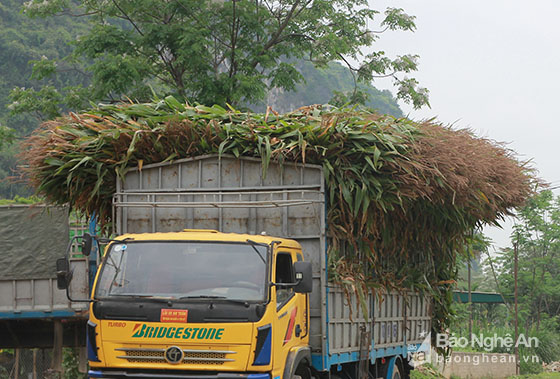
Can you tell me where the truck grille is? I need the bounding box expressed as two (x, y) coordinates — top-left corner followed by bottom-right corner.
(116, 348), (236, 365)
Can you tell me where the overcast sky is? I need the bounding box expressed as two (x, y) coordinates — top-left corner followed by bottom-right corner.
(366, 0), (560, 250)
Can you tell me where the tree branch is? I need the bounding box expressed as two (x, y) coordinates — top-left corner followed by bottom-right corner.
(56, 66), (91, 78)
(229, 0), (238, 79)
(338, 53), (358, 98)
(292, 0), (313, 20)
(250, 0), (312, 70)
(370, 26), (389, 34)
(275, 32), (314, 44)
(372, 72), (398, 79)
(164, 8), (178, 24)
(111, 0), (144, 36)
(58, 10), (100, 17)
(262, 0), (301, 51)
(110, 0), (187, 91)
(175, 1), (232, 48)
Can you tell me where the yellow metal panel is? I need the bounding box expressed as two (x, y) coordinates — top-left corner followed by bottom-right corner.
(99, 320), (254, 344)
(99, 340), (253, 371)
(113, 230), (301, 250)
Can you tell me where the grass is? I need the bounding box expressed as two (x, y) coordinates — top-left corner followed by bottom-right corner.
(0, 195), (42, 205)
(410, 364), (560, 379)
(410, 364), (446, 378)
(509, 374), (560, 379)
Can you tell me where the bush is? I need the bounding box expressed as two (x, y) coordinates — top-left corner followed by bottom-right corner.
(62, 348), (86, 379)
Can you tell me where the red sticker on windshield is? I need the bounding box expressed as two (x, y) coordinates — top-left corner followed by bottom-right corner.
(160, 309), (188, 323)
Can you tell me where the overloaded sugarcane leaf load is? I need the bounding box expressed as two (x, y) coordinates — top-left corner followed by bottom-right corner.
(22, 97), (535, 334)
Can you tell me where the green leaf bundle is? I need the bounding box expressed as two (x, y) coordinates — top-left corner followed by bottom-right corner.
(21, 97), (535, 334)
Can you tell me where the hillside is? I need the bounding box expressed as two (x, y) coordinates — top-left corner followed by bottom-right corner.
(0, 0), (403, 198)
(0, 0), (92, 197)
(262, 61), (403, 117)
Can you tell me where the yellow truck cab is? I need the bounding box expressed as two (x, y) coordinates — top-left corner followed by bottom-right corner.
(87, 230), (313, 379)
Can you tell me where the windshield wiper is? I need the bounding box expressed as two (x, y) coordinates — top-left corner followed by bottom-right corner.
(179, 295), (226, 299)
(178, 295), (251, 307)
(102, 294), (172, 302)
(246, 239), (267, 264)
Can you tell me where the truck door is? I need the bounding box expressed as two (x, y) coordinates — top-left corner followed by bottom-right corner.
(274, 251), (307, 378)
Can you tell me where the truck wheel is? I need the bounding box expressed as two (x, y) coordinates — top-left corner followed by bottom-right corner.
(381, 358), (407, 379)
(387, 357), (404, 379)
(294, 363), (312, 379)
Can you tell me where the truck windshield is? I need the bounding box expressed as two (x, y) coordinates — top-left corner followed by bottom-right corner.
(94, 241), (268, 302)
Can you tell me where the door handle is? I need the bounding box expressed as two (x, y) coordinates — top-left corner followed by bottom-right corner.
(295, 324), (301, 337)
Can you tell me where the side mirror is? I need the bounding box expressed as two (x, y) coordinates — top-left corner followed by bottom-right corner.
(56, 257), (71, 290)
(293, 261), (312, 294)
(81, 233), (93, 256)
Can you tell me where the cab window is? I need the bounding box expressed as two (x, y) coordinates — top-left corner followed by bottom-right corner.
(275, 252), (295, 308)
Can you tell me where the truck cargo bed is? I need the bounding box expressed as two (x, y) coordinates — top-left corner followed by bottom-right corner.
(0, 205), (88, 319)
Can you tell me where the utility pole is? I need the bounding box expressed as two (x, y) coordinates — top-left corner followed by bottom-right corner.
(514, 238), (520, 375)
(468, 258), (472, 341)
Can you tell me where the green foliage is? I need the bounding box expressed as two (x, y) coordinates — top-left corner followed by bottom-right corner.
(329, 89), (370, 108)
(0, 144), (35, 199)
(255, 61), (403, 116)
(30, 55), (58, 80)
(529, 329), (560, 367)
(62, 348), (87, 379)
(509, 374), (560, 379)
(0, 0), (91, 198)
(0, 125), (15, 149)
(410, 363), (446, 378)
(449, 190), (560, 373)
(0, 195), (42, 205)
(0, 0), (90, 130)
(15, 0), (428, 115)
(0, 0), (406, 199)
(10, 85), (63, 120)
(449, 233), (510, 333)
(489, 190), (560, 332)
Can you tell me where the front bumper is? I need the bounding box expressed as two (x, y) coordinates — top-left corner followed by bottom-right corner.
(88, 369), (270, 379)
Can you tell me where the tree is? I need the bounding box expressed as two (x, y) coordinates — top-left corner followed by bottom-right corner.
(0, 125), (15, 150)
(493, 190), (560, 332)
(0, 0), (91, 198)
(13, 0), (428, 116)
(0, 0), (90, 131)
(257, 61), (404, 116)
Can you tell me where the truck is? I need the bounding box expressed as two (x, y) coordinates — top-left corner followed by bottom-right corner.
(57, 154), (432, 379)
(0, 205), (89, 348)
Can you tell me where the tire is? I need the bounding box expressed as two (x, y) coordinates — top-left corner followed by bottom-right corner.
(294, 363), (312, 379)
(381, 357), (408, 379)
(388, 358), (404, 379)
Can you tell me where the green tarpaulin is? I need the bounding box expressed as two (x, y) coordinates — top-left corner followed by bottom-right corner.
(0, 205), (69, 280)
